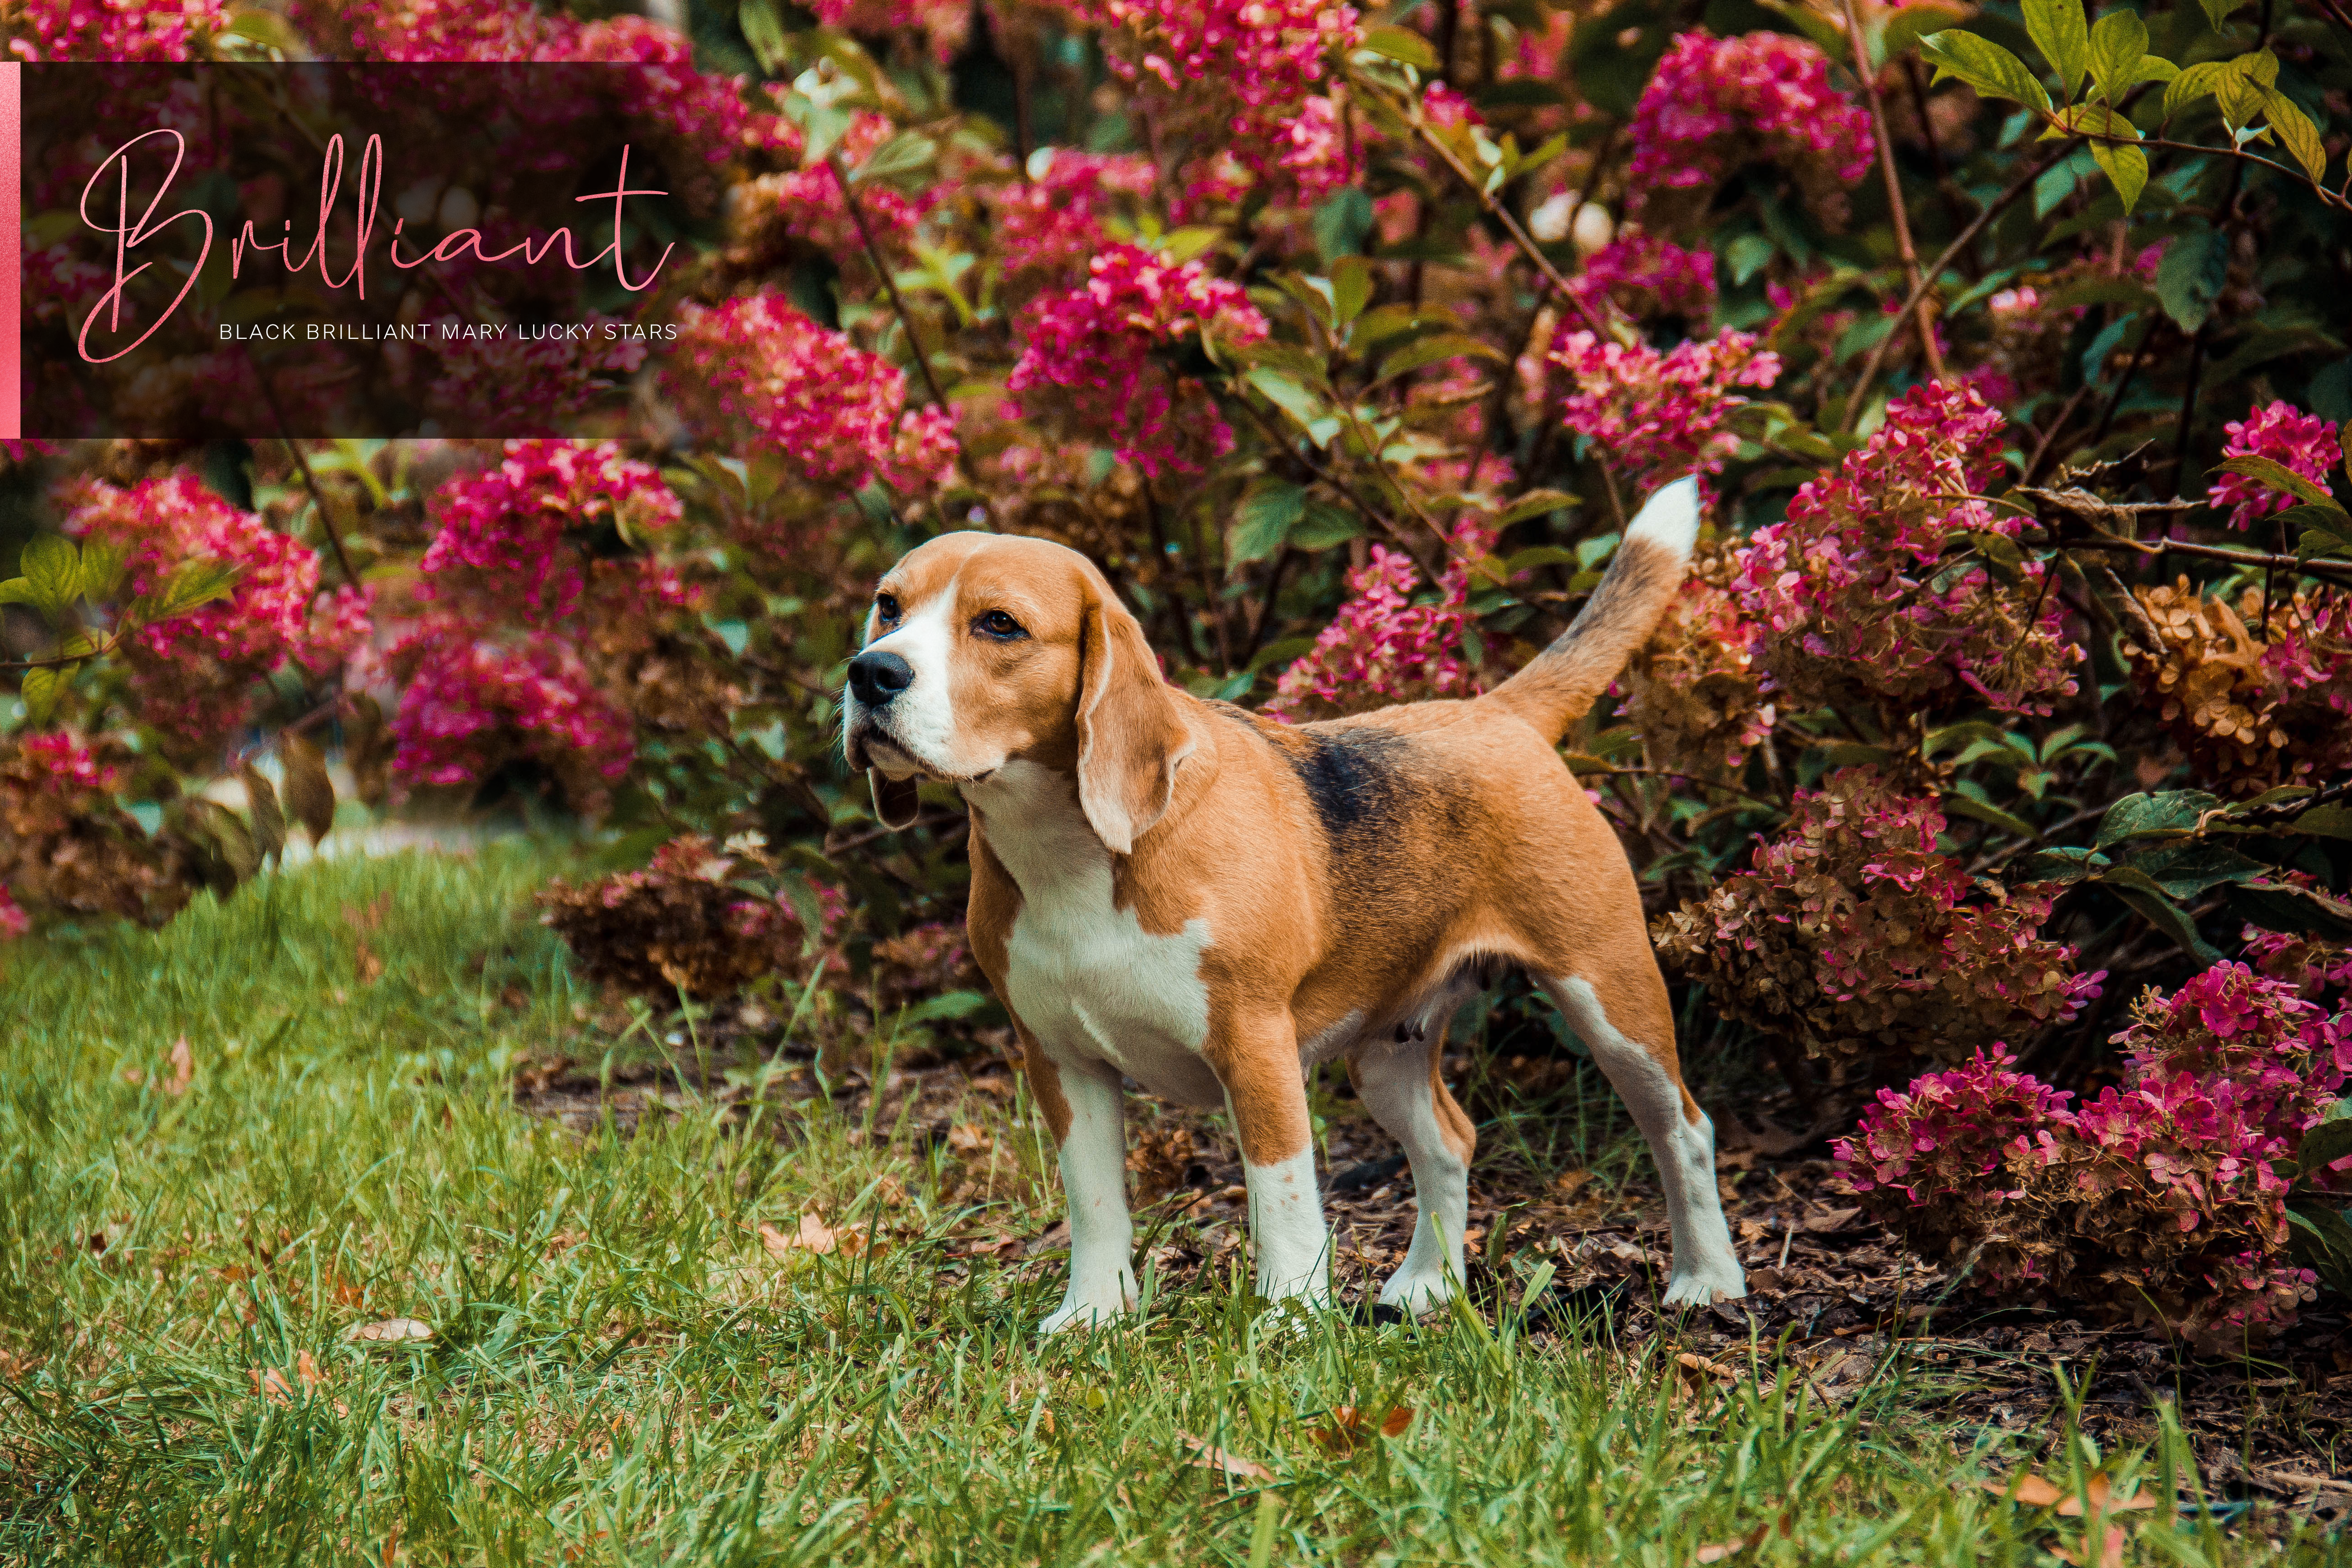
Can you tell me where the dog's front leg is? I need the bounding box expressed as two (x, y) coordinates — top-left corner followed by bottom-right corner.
(1215, 1019), (1332, 1310)
(1035, 1049), (1137, 1334)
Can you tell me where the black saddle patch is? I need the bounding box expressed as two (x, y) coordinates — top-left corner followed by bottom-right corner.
(1284, 726), (1414, 842)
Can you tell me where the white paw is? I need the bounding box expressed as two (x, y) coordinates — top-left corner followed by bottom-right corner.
(1661, 1262), (1748, 1308)
(1376, 1269), (1457, 1317)
(1039, 1288), (1133, 1335)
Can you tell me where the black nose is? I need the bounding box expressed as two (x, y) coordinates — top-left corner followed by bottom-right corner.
(848, 649), (915, 707)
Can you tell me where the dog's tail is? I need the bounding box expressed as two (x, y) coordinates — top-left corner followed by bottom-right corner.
(1481, 475), (1700, 746)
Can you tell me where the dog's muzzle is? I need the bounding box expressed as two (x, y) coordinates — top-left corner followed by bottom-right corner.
(847, 649), (914, 708)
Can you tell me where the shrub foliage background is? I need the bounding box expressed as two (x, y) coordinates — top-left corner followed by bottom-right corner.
(5, 0), (2352, 1340)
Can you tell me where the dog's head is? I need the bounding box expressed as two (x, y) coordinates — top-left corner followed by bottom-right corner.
(842, 531), (1194, 853)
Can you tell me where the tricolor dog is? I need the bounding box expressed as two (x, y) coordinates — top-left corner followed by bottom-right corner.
(842, 476), (1745, 1330)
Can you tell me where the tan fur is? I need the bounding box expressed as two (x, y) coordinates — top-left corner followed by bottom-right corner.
(845, 505), (1738, 1316)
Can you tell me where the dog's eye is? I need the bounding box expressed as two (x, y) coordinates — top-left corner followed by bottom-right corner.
(974, 609), (1027, 640)
(874, 593), (900, 624)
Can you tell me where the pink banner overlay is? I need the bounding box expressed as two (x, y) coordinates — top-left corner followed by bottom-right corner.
(19, 64), (696, 439)
(1, 62), (20, 443)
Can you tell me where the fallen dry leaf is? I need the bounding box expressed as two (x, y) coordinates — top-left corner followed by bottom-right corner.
(2057, 1475), (2157, 1517)
(1983, 1473), (2067, 1508)
(294, 1348), (323, 1391)
(164, 1037), (194, 1097)
(759, 1212), (871, 1258)
(120, 1065), (144, 1087)
(1178, 1431), (1274, 1482)
(1694, 1531), (1760, 1564)
(253, 1367), (292, 1404)
(1309, 1403), (1413, 1454)
(354, 941), (384, 985)
(946, 1123), (992, 1154)
(344, 1317), (433, 1345)
(1676, 1352), (1738, 1389)
(2052, 1524), (2129, 1568)
(1803, 1206), (1863, 1233)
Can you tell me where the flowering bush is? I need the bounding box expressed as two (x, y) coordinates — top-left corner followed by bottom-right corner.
(1654, 771), (2102, 1066)
(1840, 966), (2352, 1344)
(1623, 31), (1872, 220)
(2209, 402), (2344, 533)
(1732, 380), (2081, 719)
(537, 834), (844, 1000)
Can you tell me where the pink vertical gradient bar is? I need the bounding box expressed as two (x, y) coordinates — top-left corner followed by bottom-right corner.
(0, 63), (18, 441)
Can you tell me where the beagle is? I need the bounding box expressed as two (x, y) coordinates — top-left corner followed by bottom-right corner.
(843, 476), (1746, 1329)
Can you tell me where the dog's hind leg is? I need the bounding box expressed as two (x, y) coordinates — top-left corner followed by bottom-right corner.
(1535, 969), (1745, 1306)
(1348, 1030), (1475, 1314)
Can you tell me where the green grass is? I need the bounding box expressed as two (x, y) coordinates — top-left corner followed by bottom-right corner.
(0, 848), (2340, 1565)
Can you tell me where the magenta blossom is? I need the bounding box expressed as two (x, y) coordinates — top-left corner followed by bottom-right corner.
(2207, 399), (2342, 531)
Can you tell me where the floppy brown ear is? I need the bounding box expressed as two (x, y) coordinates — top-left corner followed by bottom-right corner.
(1075, 577), (1193, 855)
(869, 770), (921, 831)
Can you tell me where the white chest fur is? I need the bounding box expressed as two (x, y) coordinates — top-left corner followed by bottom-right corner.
(966, 763), (1225, 1107)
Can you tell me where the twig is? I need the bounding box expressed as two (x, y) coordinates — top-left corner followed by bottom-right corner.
(275, 437), (360, 590)
(2063, 534), (2352, 582)
(2087, 318), (2159, 446)
(1843, 142), (2077, 431)
(1571, 764), (1784, 815)
(826, 154), (990, 524)
(1401, 107), (1614, 338)
(1836, 0), (1944, 377)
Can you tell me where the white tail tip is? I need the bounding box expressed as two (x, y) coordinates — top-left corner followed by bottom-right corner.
(1624, 475), (1701, 559)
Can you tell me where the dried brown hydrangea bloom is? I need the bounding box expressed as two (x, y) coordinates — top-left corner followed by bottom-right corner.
(2125, 578), (2352, 796)
(1619, 539), (1774, 778)
(0, 733), (194, 931)
(536, 834), (834, 1000)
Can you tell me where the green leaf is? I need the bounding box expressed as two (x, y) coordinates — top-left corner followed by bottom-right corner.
(77, 538), (127, 602)
(1375, 333), (1504, 381)
(902, 990), (990, 1024)
(2023, 0), (2089, 98)
(2096, 789), (2223, 848)
(1312, 187), (1376, 264)
(1943, 792), (2042, 841)
(1245, 368), (1327, 430)
(158, 559), (242, 619)
(224, 8), (304, 51)
(2123, 842), (2269, 899)
(2295, 528), (2352, 562)
(2257, 86), (2330, 182)
(1361, 24), (1438, 68)
(1920, 31), (2054, 113)
(1495, 488), (1580, 527)
(736, 0), (791, 74)
(1230, 483), (1306, 566)
(1290, 502), (1363, 551)
(2215, 49), (2279, 132)
(2197, 0), (2248, 29)
(2229, 879), (2352, 942)
(18, 664), (71, 725)
(851, 131), (936, 184)
(19, 535), (79, 618)
(2100, 869), (2225, 963)
(2164, 59), (2230, 118)
(2085, 9), (2148, 101)
(2218, 456), (2347, 515)
(2298, 1119), (2352, 1176)
(2156, 229), (2229, 332)
(2293, 804), (2352, 839)
(2089, 140), (2149, 211)
(2014, 847), (2111, 884)
(2285, 1204), (2352, 1294)
(0, 578), (39, 614)
(1725, 234), (1776, 286)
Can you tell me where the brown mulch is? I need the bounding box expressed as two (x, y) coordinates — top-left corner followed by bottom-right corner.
(509, 1029), (2352, 1513)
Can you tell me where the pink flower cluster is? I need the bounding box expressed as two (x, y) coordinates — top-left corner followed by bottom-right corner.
(1732, 378), (2082, 716)
(385, 441), (699, 810)
(807, 0), (970, 58)
(1553, 327), (1779, 488)
(1654, 769), (2103, 1064)
(665, 293), (959, 494)
(1839, 964), (2352, 1342)
(1279, 95), (1354, 204)
(1101, 0), (1359, 149)
(2208, 399), (2343, 532)
(1266, 519), (1496, 719)
(62, 475), (365, 753)
(1008, 243), (1269, 476)
(992, 152), (1161, 296)
(1626, 31), (1872, 206)
(8, 0), (224, 60)
(390, 627), (634, 793)
(1571, 231), (1718, 323)
(771, 113), (929, 272)
(15, 730), (121, 796)
(417, 440), (683, 616)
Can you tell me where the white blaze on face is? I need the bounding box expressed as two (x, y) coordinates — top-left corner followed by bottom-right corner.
(849, 588), (967, 779)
